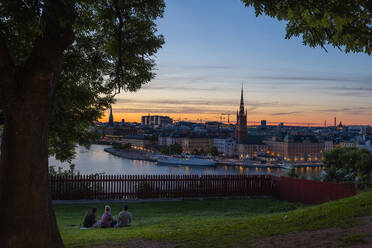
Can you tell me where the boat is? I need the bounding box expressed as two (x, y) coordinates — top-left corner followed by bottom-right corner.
(156, 155), (217, 166)
(280, 162), (294, 170)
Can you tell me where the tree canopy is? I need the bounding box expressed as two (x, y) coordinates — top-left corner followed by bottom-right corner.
(1, 0), (165, 162)
(241, 0), (372, 54)
(0, 2), (165, 246)
(323, 147), (372, 188)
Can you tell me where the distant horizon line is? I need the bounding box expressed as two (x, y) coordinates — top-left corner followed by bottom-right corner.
(98, 118), (372, 127)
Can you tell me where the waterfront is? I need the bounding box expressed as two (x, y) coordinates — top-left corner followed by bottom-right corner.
(49, 144), (322, 178)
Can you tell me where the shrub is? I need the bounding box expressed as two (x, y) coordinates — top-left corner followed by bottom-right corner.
(112, 142), (131, 150)
(49, 164), (104, 199)
(287, 167), (297, 178)
(323, 147), (372, 189)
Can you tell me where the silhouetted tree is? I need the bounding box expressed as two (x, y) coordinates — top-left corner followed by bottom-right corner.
(242, 0), (371, 54)
(0, 1), (164, 247)
(209, 146), (219, 156)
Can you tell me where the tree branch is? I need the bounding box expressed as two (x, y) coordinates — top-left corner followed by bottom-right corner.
(21, 0), (75, 95)
(113, 0), (124, 93)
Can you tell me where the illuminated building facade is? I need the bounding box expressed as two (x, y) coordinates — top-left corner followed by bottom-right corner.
(264, 135), (324, 163)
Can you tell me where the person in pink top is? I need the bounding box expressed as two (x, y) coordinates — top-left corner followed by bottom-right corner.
(100, 205), (116, 228)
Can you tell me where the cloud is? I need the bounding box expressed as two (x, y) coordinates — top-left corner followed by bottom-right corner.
(252, 75), (372, 83)
(140, 84), (234, 92)
(113, 107), (225, 115)
(271, 111), (301, 116)
(115, 98), (307, 108)
(317, 107), (372, 115)
(181, 65), (236, 70)
(321, 86), (372, 97)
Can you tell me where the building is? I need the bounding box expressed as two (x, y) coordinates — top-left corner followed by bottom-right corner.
(121, 135), (155, 150)
(260, 120), (267, 129)
(181, 137), (214, 153)
(324, 140), (334, 151)
(214, 137), (236, 157)
(337, 122), (345, 131)
(108, 107), (114, 127)
(264, 135), (324, 163)
(141, 114), (173, 127)
(205, 121), (220, 130)
(235, 136), (268, 159)
(236, 143), (268, 160)
(348, 125), (369, 135)
(235, 87), (248, 143)
(339, 141), (356, 148)
(158, 135), (167, 146)
(357, 140), (372, 152)
(158, 134), (183, 146)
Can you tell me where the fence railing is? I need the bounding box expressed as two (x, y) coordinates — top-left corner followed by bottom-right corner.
(49, 175), (356, 204)
(279, 176), (357, 204)
(49, 174), (278, 200)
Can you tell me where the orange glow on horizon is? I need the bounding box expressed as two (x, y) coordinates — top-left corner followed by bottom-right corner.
(99, 112), (372, 126)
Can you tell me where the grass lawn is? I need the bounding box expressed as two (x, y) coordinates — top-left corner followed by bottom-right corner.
(55, 191), (372, 247)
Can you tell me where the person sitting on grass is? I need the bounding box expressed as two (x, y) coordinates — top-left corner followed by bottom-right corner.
(101, 205), (117, 228)
(83, 207), (98, 228)
(116, 204), (132, 228)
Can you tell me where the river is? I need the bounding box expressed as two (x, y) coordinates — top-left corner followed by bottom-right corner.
(49, 144), (322, 178)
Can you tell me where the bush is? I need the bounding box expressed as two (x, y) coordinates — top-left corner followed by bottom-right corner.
(287, 167), (297, 178)
(209, 146), (219, 156)
(49, 163), (79, 176)
(49, 164), (104, 199)
(323, 147), (372, 189)
(161, 143), (182, 155)
(112, 142), (131, 150)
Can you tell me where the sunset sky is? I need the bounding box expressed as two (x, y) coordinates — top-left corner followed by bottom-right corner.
(103, 0), (372, 126)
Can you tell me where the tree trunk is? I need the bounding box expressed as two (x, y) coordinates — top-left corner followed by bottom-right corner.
(0, 35), (72, 247)
(0, 98), (64, 248)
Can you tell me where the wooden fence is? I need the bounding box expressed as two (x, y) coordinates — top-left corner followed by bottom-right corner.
(49, 175), (356, 204)
(279, 176), (357, 204)
(49, 174), (278, 200)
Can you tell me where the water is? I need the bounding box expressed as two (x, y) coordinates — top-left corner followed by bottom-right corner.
(49, 144), (322, 177)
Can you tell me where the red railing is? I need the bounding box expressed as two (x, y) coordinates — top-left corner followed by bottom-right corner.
(49, 175), (356, 204)
(279, 176), (357, 204)
(49, 174), (277, 200)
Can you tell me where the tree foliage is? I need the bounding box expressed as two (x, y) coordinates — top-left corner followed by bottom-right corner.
(323, 147), (372, 188)
(191, 148), (205, 156)
(112, 142), (132, 150)
(161, 143), (183, 155)
(241, 0), (372, 54)
(0, 0), (165, 162)
(209, 146), (219, 156)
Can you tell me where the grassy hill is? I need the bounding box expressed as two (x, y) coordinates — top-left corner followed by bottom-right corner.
(55, 190), (372, 247)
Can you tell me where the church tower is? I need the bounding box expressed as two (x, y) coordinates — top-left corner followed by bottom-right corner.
(235, 86), (248, 143)
(108, 107), (114, 126)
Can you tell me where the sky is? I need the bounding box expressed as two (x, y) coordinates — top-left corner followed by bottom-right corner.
(104, 0), (372, 126)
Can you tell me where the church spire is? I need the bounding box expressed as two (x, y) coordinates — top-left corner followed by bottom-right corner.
(109, 107), (114, 126)
(235, 85), (248, 143)
(239, 84), (244, 114)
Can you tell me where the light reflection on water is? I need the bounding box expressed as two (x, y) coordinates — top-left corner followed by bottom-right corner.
(49, 144), (321, 177)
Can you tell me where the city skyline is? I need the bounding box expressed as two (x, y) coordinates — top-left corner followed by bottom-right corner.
(101, 0), (372, 126)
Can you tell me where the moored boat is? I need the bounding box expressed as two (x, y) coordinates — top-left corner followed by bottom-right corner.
(156, 155), (217, 166)
(280, 162), (294, 170)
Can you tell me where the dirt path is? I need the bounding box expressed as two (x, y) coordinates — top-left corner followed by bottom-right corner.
(251, 215), (372, 248)
(85, 240), (177, 248)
